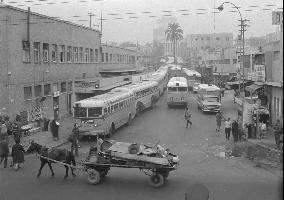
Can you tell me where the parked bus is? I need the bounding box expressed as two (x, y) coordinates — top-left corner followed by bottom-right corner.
(143, 70), (169, 97)
(197, 84), (221, 113)
(182, 68), (202, 91)
(73, 89), (136, 137)
(167, 77), (189, 107)
(113, 81), (159, 116)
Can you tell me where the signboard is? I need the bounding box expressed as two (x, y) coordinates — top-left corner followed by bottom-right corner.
(272, 11), (283, 25)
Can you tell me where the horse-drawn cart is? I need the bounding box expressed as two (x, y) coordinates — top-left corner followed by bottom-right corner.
(80, 140), (179, 188)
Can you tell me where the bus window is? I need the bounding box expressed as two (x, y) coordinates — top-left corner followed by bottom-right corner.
(103, 108), (107, 114)
(74, 107), (87, 118)
(108, 107), (110, 113)
(88, 107), (102, 117)
(111, 105), (114, 113)
(168, 87), (177, 92)
(114, 103), (118, 111)
(119, 102), (123, 109)
(178, 87), (188, 92)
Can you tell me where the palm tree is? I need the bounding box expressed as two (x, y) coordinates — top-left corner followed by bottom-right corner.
(165, 23), (183, 64)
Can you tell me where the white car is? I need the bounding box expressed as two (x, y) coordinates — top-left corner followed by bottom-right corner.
(193, 83), (200, 93)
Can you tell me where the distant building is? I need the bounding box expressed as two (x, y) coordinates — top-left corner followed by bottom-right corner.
(186, 33), (233, 51)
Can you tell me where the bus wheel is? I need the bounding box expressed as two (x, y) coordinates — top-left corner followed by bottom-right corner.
(126, 114), (132, 126)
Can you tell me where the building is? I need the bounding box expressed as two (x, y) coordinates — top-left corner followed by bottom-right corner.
(186, 33), (233, 51)
(0, 5), (142, 123)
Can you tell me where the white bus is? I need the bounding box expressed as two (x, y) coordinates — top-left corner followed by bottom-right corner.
(112, 81), (159, 116)
(182, 68), (202, 91)
(143, 71), (168, 97)
(167, 77), (189, 107)
(73, 89), (136, 137)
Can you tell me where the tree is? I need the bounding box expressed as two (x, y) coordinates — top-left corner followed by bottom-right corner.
(165, 23), (183, 64)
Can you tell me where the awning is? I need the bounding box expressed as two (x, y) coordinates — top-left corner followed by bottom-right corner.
(245, 84), (263, 93)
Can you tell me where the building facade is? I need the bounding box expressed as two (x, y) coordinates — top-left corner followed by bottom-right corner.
(0, 5), (142, 123)
(186, 33), (233, 51)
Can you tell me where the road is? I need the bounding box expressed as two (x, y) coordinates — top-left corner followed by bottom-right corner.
(0, 91), (282, 200)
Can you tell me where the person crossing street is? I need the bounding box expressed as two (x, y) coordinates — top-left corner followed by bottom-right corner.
(184, 107), (192, 128)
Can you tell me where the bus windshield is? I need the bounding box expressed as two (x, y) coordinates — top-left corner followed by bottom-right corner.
(205, 96), (219, 102)
(88, 107), (103, 117)
(168, 87), (177, 92)
(178, 87), (187, 92)
(74, 107), (87, 118)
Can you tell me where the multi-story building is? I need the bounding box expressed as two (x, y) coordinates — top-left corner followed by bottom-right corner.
(186, 33), (233, 51)
(0, 5), (142, 123)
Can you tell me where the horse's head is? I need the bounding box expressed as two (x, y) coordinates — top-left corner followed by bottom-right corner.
(26, 140), (42, 154)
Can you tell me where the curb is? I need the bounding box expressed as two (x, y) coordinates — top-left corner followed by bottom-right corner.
(246, 139), (281, 154)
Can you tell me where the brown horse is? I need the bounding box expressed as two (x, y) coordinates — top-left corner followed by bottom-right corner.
(26, 141), (76, 179)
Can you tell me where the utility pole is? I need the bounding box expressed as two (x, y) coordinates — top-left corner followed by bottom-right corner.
(237, 19), (249, 93)
(100, 11), (103, 35)
(88, 13), (95, 28)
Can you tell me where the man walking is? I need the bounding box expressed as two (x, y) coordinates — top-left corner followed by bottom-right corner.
(224, 118), (231, 140)
(232, 119), (239, 142)
(273, 120), (282, 149)
(184, 107), (192, 128)
(71, 123), (80, 156)
(216, 111), (222, 134)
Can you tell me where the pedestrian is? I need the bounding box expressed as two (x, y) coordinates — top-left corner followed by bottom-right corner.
(0, 122), (8, 140)
(273, 120), (282, 149)
(259, 122), (267, 139)
(11, 137), (25, 170)
(224, 118), (231, 140)
(71, 123), (80, 156)
(215, 111), (222, 134)
(0, 134), (9, 168)
(232, 119), (239, 142)
(184, 107), (192, 128)
(50, 119), (60, 141)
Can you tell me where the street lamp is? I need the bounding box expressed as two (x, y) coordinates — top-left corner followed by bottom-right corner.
(218, 1), (245, 94)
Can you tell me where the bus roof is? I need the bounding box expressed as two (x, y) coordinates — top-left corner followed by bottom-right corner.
(182, 68), (201, 77)
(113, 81), (158, 93)
(169, 64), (182, 70)
(75, 89), (133, 107)
(198, 84), (220, 91)
(167, 77), (188, 87)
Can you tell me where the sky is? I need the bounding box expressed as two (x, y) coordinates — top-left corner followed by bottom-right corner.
(1, 0), (283, 44)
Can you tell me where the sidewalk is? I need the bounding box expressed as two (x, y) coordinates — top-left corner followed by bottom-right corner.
(8, 115), (75, 151)
(246, 126), (282, 154)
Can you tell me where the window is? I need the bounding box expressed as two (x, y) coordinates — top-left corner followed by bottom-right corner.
(95, 49), (98, 62)
(33, 42), (40, 62)
(102, 53), (104, 62)
(22, 41), (30, 62)
(43, 43), (49, 62)
(74, 106), (87, 118)
(88, 107), (102, 117)
(90, 49), (94, 62)
(79, 47), (83, 62)
(44, 84), (51, 96)
(110, 54), (112, 62)
(119, 102), (123, 109)
(106, 53), (108, 62)
(226, 37), (230, 41)
(67, 81), (72, 93)
(216, 37), (220, 40)
(61, 82), (66, 92)
(34, 85), (42, 98)
(67, 46), (72, 62)
(114, 103), (118, 111)
(201, 37), (203, 40)
(51, 44), (57, 62)
(84, 48), (89, 62)
(178, 87), (187, 92)
(59, 45), (65, 62)
(53, 83), (58, 93)
(73, 47), (78, 63)
(276, 97), (280, 117)
(168, 87), (177, 92)
(24, 86), (32, 100)
(233, 59), (237, 64)
(207, 37), (210, 41)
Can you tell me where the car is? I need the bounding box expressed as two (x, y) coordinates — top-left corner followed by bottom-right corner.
(193, 83), (200, 93)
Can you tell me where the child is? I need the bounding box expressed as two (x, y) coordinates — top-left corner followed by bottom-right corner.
(11, 137), (25, 170)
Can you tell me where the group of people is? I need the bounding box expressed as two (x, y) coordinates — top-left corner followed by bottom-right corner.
(215, 111), (242, 142)
(0, 121), (25, 170)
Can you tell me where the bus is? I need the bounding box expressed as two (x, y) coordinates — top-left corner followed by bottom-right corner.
(182, 68), (202, 91)
(197, 84), (221, 113)
(143, 70), (168, 97)
(167, 77), (189, 107)
(112, 81), (159, 116)
(73, 89), (136, 137)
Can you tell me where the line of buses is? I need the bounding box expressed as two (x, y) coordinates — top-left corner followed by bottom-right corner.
(73, 65), (170, 137)
(73, 63), (221, 138)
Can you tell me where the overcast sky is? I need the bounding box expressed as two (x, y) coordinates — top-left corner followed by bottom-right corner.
(2, 0), (283, 44)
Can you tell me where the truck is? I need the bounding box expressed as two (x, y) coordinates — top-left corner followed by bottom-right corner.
(197, 84), (221, 113)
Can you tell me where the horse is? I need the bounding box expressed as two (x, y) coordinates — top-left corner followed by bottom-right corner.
(26, 140), (76, 179)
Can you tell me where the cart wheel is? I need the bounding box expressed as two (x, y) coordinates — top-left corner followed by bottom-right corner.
(149, 173), (164, 188)
(87, 169), (101, 185)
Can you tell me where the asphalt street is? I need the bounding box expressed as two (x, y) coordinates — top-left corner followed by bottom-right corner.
(0, 90), (282, 200)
